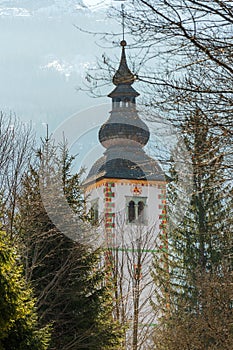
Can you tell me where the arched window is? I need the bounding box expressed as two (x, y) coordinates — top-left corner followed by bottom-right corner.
(125, 98), (130, 107)
(115, 98), (120, 108)
(138, 201), (145, 222)
(128, 200), (136, 223)
(126, 197), (147, 225)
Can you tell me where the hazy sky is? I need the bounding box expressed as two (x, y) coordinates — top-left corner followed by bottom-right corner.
(0, 0), (183, 187)
(0, 0), (120, 137)
(0, 0), (164, 175)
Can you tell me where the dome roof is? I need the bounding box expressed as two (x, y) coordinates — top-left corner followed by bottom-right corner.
(99, 116), (150, 148)
(108, 84), (139, 98)
(83, 147), (165, 185)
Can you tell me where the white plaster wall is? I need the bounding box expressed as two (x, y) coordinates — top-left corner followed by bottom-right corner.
(85, 180), (165, 233)
(85, 180), (166, 350)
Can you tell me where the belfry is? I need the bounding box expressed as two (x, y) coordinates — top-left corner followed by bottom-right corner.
(84, 40), (167, 349)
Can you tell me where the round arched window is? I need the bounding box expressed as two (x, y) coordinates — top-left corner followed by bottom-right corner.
(138, 201), (145, 222)
(128, 200), (136, 222)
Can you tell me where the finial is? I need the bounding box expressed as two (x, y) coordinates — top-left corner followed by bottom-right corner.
(121, 3), (125, 41)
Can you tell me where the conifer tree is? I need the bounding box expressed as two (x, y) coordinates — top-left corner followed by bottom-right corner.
(152, 109), (233, 348)
(18, 141), (122, 350)
(0, 229), (50, 350)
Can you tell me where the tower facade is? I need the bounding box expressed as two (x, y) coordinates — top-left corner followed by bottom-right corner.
(84, 41), (166, 350)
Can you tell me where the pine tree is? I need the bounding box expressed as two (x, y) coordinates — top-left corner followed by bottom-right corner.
(170, 110), (231, 277)
(18, 141), (122, 349)
(0, 229), (50, 350)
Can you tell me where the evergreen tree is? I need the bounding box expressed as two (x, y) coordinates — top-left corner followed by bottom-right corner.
(0, 229), (50, 350)
(18, 141), (122, 349)
(170, 110), (231, 278)
(152, 110), (232, 348)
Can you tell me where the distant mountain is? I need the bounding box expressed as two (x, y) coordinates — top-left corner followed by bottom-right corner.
(0, 0), (89, 17)
(0, 0), (119, 143)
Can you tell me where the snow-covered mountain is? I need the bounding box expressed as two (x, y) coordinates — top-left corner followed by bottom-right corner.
(0, 0), (114, 18)
(0, 0), (88, 17)
(0, 0), (119, 137)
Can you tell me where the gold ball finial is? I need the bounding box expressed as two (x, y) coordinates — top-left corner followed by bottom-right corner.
(120, 40), (127, 47)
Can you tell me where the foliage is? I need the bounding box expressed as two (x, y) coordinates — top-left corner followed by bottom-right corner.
(18, 141), (122, 349)
(169, 110), (231, 273)
(152, 109), (232, 348)
(0, 229), (50, 350)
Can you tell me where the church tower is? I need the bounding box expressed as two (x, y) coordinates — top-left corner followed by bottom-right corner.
(83, 40), (167, 349)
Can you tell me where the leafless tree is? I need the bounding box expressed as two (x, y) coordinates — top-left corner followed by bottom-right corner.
(105, 214), (163, 350)
(153, 265), (233, 350)
(83, 1), (233, 181)
(111, 1), (233, 114)
(0, 112), (34, 235)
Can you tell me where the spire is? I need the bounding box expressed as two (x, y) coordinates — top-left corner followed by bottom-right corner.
(112, 4), (136, 86)
(83, 21), (165, 185)
(112, 40), (135, 86)
(99, 38), (149, 151)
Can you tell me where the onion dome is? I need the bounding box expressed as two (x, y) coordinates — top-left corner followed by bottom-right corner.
(99, 114), (149, 148)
